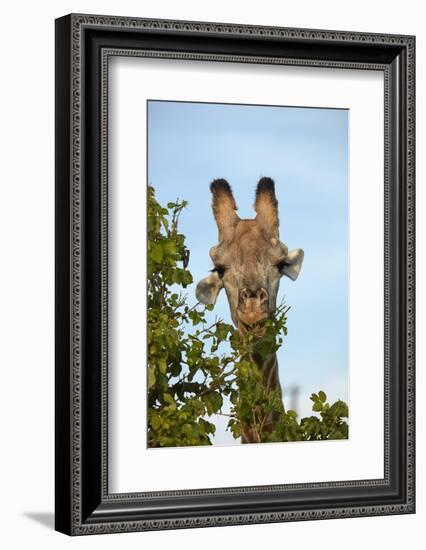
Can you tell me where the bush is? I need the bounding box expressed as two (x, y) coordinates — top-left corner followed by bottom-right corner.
(147, 185), (348, 447)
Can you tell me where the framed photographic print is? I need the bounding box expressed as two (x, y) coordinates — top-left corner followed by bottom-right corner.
(55, 14), (415, 535)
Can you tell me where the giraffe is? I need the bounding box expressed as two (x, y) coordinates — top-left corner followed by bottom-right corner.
(195, 177), (304, 443)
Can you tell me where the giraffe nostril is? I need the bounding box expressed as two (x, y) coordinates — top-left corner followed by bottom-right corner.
(239, 288), (251, 303)
(257, 288), (269, 303)
(239, 287), (269, 305)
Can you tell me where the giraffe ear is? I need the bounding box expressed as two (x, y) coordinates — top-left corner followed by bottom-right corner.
(254, 177), (279, 238)
(210, 179), (239, 242)
(280, 249), (304, 281)
(196, 271), (224, 305)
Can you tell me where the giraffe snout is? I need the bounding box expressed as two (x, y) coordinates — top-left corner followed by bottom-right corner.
(237, 287), (269, 328)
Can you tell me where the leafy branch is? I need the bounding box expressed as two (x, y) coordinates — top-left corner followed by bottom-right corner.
(147, 185), (349, 447)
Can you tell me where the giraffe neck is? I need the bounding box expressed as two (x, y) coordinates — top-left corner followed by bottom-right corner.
(253, 351), (282, 398)
(240, 352), (282, 444)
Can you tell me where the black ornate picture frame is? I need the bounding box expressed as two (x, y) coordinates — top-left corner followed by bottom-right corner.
(55, 13), (415, 535)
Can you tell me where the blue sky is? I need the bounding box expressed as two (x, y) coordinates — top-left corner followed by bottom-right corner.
(148, 100), (349, 445)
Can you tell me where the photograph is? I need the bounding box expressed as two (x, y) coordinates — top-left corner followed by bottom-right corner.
(52, 11), (415, 536)
(147, 100), (349, 447)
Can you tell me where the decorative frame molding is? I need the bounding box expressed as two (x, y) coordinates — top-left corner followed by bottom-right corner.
(55, 14), (415, 535)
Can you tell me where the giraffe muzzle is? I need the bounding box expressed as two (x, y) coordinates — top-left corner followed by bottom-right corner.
(237, 287), (269, 331)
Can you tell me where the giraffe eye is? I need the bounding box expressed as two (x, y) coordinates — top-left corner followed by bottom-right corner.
(212, 265), (226, 278)
(276, 260), (288, 272)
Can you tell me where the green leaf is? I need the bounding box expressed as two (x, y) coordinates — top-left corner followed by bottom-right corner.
(340, 401), (349, 417)
(147, 367), (156, 389)
(202, 391), (223, 415)
(312, 401), (323, 412)
(158, 358), (167, 374)
(181, 423), (193, 436)
(150, 414), (161, 430)
(150, 243), (163, 263)
(330, 400), (348, 418)
(162, 393), (174, 404)
(318, 390), (327, 403)
(163, 240), (177, 256)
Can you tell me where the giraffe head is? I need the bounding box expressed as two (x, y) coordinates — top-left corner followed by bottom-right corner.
(196, 178), (304, 333)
